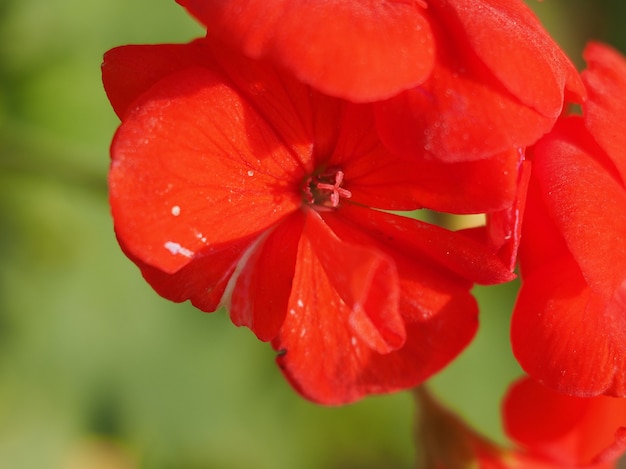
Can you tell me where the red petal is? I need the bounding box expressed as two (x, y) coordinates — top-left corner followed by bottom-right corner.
(432, 0), (583, 116)
(486, 157), (531, 271)
(375, 53), (554, 162)
(176, 0), (435, 101)
(328, 103), (428, 211)
(205, 42), (343, 165)
(531, 117), (626, 298)
(504, 376), (626, 466)
(583, 42), (626, 184)
(273, 210), (478, 404)
(102, 40), (212, 119)
(330, 105), (520, 213)
(512, 257), (626, 397)
(327, 204), (514, 286)
(516, 162), (570, 280)
(375, 0), (583, 162)
(404, 148), (522, 214)
(122, 235), (251, 312)
(229, 213), (304, 341)
(103, 38), (339, 165)
(109, 67), (303, 274)
(304, 209), (405, 354)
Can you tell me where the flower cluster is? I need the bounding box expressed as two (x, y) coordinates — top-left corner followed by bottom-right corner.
(102, 0), (626, 466)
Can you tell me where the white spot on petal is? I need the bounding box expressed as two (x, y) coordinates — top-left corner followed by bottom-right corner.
(297, 299), (304, 308)
(164, 241), (194, 258)
(194, 232), (207, 243)
(247, 170), (254, 177)
(171, 205), (181, 216)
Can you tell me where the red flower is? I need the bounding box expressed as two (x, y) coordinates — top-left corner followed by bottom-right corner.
(415, 377), (626, 468)
(512, 43), (626, 397)
(504, 376), (626, 468)
(103, 38), (514, 404)
(177, 0), (584, 162)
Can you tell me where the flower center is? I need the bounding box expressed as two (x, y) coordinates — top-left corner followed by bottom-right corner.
(303, 167), (352, 208)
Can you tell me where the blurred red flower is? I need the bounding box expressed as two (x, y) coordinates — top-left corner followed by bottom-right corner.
(512, 43), (626, 398)
(504, 376), (626, 468)
(102, 38), (513, 404)
(416, 376), (626, 468)
(177, 0), (584, 163)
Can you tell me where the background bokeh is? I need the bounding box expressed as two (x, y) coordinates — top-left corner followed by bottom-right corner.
(0, 1), (624, 468)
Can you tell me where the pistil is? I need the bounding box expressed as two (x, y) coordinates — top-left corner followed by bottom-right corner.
(303, 168), (352, 208)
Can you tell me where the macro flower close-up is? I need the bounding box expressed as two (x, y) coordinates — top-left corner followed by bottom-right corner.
(103, 37), (514, 405)
(3, 0), (626, 467)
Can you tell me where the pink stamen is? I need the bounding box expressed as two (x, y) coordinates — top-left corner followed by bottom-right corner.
(315, 170), (352, 207)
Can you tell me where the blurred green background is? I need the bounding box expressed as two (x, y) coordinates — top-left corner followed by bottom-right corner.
(0, 1), (623, 468)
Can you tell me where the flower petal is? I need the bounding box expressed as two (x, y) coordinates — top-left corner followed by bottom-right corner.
(330, 105), (520, 213)
(512, 257), (626, 397)
(531, 117), (626, 298)
(176, 0), (435, 102)
(102, 40), (212, 119)
(328, 103), (428, 211)
(405, 148), (523, 214)
(375, 0), (583, 162)
(304, 209), (405, 354)
(328, 205), (515, 286)
(103, 38), (340, 167)
(273, 210), (479, 404)
(375, 51), (554, 162)
(432, 0), (583, 116)
(504, 376), (626, 466)
(516, 163), (570, 280)
(486, 157), (531, 271)
(583, 42), (626, 184)
(109, 67), (303, 274)
(120, 236), (252, 312)
(229, 212), (305, 341)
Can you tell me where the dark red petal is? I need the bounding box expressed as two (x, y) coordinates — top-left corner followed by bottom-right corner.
(512, 257), (626, 397)
(273, 211), (478, 404)
(582, 42), (626, 184)
(109, 67), (303, 275)
(176, 0), (435, 101)
(102, 40), (212, 119)
(229, 213), (304, 342)
(504, 376), (626, 466)
(432, 0), (583, 116)
(328, 205), (514, 286)
(531, 117), (626, 299)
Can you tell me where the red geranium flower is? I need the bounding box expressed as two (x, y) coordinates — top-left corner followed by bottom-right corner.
(177, 0), (584, 162)
(415, 376), (626, 468)
(512, 43), (626, 397)
(103, 37), (514, 404)
(504, 376), (626, 468)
